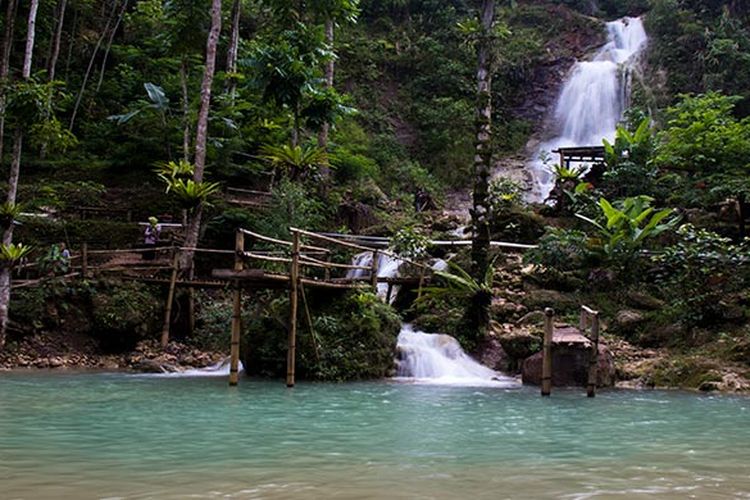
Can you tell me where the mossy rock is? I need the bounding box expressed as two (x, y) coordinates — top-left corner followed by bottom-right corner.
(521, 288), (578, 312)
(490, 208), (546, 244)
(498, 329), (542, 362)
(646, 357), (722, 389)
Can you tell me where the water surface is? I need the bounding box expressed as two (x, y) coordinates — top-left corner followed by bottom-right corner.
(1, 372), (749, 499)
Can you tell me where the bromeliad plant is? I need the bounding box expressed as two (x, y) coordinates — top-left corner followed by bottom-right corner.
(259, 143), (328, 182)
(156, 160), (221, 210)
(0, 243), (33, 268)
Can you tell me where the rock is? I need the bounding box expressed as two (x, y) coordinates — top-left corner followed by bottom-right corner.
(48, 356), (64, 368)
(522, 328), (615, 388)
(626, 291), (665, 311)
(35, 358), (50, 369)
(718, 372), (750, 392)
(132, 359), (166, 373)
(490, 298), (527, 322)
(522, 289), (577, 311)
(476, 336), (511, 373)
(499, 330), (542, 364)
(699, 380), (721, 392)
(516, 310), (546, 325)
(612, 309), (646, 335)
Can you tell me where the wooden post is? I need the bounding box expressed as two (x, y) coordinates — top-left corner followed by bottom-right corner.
(229, 229), (244, 386)
(541, 307), (554, 397)
(370, 251), (379, 290)
(81, 242), (88, 278)
(586, 311), (600, 398)
(324, 253), (331, 282)
(286, 230), (300, 387)
(160, 247), (180, 348)
(386, 283), (393, 303)
(417, 266), (426, 300)
(579, 307), (586, 332)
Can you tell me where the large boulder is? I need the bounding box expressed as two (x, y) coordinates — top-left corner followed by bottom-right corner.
(522, 327), (615, 387)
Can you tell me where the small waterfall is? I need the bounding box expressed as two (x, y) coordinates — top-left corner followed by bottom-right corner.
(347, 251), (403, 303)
(529, 17), (648, 201)
(138, 358), (244, 377)
(395, 325), (519, 387)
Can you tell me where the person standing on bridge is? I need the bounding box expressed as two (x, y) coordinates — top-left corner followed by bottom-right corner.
(143, 217), (162, 260)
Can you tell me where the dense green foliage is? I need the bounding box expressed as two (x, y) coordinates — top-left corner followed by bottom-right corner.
(244, 290), (401, 381)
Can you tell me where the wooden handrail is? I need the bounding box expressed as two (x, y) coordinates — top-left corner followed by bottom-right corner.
(289, 227), (430, 271)
(238, 228), (330, 254)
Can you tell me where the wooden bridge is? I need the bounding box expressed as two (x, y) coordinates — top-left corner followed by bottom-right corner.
(9, 223), (546, 388)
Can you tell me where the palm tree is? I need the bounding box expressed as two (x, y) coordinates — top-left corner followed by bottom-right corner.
(259, 143), (328, 182)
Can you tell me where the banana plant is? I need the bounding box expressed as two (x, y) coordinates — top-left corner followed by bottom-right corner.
(576, 196), (678, 258)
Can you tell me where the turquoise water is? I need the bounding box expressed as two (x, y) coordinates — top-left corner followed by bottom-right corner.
(1, 373), (749, 499)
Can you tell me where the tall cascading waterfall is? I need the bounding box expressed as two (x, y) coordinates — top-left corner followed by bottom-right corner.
(528, 17), (648, 201)
(348, 251), (519, 387)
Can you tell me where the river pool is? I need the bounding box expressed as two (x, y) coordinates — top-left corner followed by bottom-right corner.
(1, 372), (749, 499)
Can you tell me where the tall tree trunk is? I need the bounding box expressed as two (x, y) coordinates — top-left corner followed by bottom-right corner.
(40, 0), (68, 158)
(470, 0), (494, 283)
(0, 0), (19, 167)
(225, 0), (241, 101)
(0, 0), (39, 349)
(317, 17), (334, 151)
(47, 0), (68, 81)
(69, 0), (119, 130)
(180, 57), (191, 162)
(95, 0), (129, 93)
(182, 0), (222, 271)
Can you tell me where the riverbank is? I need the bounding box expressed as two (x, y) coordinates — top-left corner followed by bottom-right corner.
(0, 333), (226, 373)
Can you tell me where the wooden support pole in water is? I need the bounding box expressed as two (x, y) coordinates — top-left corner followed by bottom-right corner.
(370, 251), (379, 290)
(586, 311), (600, 398)
(81, 242), (88, 278)
(287, 230), (300, 387)
(161, 247), (180, 348)
(542, 307), (554, 397)
(229, 230), (244, 386)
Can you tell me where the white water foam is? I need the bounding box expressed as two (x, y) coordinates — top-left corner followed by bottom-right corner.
(394, 324), (519, 388)
(137, 357), (244, 377)
(529, 17), (648, 201)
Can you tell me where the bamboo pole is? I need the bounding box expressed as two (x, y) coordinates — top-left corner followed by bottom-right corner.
(286, 230), (300, 387)
(370, 251), (379, 290)
(81, 242), (88, 278)
(541, 307), (554, 397)
(586, 311), (600, 398)
(160, 248), (180, 348)
(229, 230), (244, 386)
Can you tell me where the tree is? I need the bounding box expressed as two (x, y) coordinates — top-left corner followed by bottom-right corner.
(0, 0), (40, 349)
(182, 0), (223, 273)
(470, 0), (495, 284)
(309, 0), (360, 150)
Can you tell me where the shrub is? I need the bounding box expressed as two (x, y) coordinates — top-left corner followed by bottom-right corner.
(652, 224), (750, 327)
(244, 290), (401, 381)
(90, 281), (162, 352)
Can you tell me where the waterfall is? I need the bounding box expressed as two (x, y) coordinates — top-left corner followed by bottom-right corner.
(347, 251), (403, 304)
(528, 17), (648, 201)
(395, 325), (519, 387)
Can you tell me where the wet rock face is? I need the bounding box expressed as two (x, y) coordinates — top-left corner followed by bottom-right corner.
(522, 343), (615, 388)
